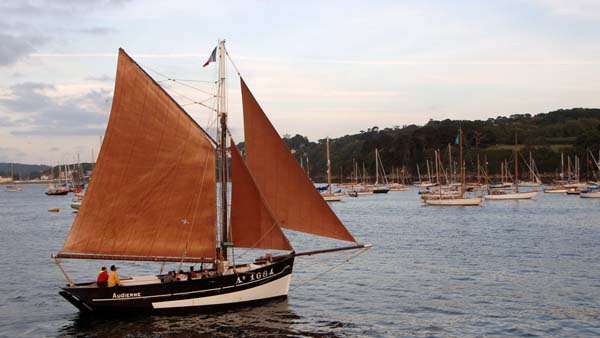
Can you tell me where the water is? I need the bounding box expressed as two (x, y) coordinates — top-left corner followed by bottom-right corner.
(1, 184), (599, 337)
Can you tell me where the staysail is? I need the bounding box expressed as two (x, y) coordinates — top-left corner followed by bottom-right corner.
(59, 49), (217, 261)
(229, 140), (292, 251)
(241, 78), (356, 242)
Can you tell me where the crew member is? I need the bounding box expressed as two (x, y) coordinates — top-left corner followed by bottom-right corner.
(108, 265), (121, 287)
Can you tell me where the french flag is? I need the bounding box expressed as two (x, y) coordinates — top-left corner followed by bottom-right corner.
(203, 47), (217, 67)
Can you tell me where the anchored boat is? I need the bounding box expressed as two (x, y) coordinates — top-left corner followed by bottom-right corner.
(52, 42), (369, 314)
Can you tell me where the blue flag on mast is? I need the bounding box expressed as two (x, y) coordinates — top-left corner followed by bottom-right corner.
(203, 47), (217, 67)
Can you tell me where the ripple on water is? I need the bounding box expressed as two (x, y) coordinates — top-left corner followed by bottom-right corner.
(1, 186), (600, 337)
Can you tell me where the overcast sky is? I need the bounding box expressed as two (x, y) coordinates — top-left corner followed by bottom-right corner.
(1, 0), (599, 164)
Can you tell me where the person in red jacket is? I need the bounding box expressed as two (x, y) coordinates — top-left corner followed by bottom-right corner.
(97, 266), (109, 287)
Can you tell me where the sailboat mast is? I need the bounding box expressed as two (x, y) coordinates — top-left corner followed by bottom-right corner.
(561, 152), (564, 182)
(477, 153), (481, 186)
(327, 137), (332, 194)
(459, 127), (464, 195)
(448, 143), (453, 184)
(514, 131), (519, 193)
(217, 39), (229, 260)
(435, 150), (441, 198)
(375, 149), (379, 185)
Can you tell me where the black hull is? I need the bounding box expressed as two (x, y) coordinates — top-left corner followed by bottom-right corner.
(372, 188), (389, 194)
(46, 191), (69, 196)
(59, 257), (294, 315)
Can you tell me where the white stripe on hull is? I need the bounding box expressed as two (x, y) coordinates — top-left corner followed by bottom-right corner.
(424, 197), (482, 206)
(151, 274), (292, 309)
(484, 191), (537, 200)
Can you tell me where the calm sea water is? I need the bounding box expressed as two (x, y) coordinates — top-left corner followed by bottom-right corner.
(1, 184), (599, 337)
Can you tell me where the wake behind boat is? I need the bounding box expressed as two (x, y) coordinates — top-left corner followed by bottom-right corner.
(52, 43), (369, 314)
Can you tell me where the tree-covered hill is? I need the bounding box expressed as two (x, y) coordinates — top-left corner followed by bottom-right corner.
(274, 108), (600, 182)
(0, 163), (50, 180)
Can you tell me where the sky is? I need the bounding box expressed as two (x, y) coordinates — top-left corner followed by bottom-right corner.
(1, 0), (599, 164)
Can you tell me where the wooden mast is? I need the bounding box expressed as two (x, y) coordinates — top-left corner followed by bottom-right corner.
(459, 127), (465, 196)
(327, 137), (332, 194)
(514, 130), (519, 193)
(375, 149), (379, 185)
(217, 39), (229, 260)
(448, 143), (453, 184)
(435, 150), (441, 198)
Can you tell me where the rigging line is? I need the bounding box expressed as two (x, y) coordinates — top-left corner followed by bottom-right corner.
(205, 115), (218, 134)
(232, 220), (282, 261)
(289, 248), (369, 291)
(165, 86), (218, 113)
(168, 79), (217, 96)
(138, 63), (172, 81)
(170, 78), (217, 83)
(179, 143), (214, 270)
(225, 50), (242, 77)
(180, 96), (217, 107)
(140, 62), (216, 101)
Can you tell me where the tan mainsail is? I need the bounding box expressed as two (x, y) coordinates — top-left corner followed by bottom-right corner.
(60, 49), (217, 261)
(229, 140), (292, 251)
(241, 78), (356, 242)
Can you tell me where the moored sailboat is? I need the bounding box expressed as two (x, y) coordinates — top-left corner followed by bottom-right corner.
(52, 43), (369, 314)
(484, 131), (537, 200)
(424, 128), (483, 206)
(321, 138), (344, 202)
(367, 148), (390, 193)
(5, 163), (22, 192)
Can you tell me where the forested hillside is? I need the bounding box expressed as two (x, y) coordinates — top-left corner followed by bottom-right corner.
(268, 108), (600, 182)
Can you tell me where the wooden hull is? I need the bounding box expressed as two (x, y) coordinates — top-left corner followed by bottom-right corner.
(58, 257), (294, 314)
(424, 197), (483, 206)
(544, 188), (567, 193)
(484, 191), (537, 200)
(519, 182), (541, 187)
(322, 193), (344, 202)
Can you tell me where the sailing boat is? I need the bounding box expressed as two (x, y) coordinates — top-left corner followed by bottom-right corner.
(424, 128), (483, 206)
(52, 44), (369, 314)
(389, 166), (409, 191)
(321, 138), (344, 202)
(518, 152), (542, 187)
(484, 131), (536, 200)
(414, 161), (435, 188)
(5, 163), (22, 192)
(368, 148), (390, 193)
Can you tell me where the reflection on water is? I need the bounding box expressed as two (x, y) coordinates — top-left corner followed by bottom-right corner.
(58, 298), (342, 338)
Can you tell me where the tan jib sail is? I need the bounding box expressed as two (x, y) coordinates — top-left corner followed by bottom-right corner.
(59, 49), (217, 261)
(229, 139), (292, 251)
(241, 78), (355, 242)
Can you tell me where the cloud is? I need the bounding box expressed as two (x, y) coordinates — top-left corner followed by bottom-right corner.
(80, 27), (116, 35)
(0, 82), (110, 136)
(0, 33), (44, 66)
(84, 75), (115, 82)
(0, 146), (26, 162)
(535, 0), (600, 19)
(0, 0), (130, 66)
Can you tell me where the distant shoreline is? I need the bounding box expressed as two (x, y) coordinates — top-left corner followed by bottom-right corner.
(0, 180), (52, 185)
